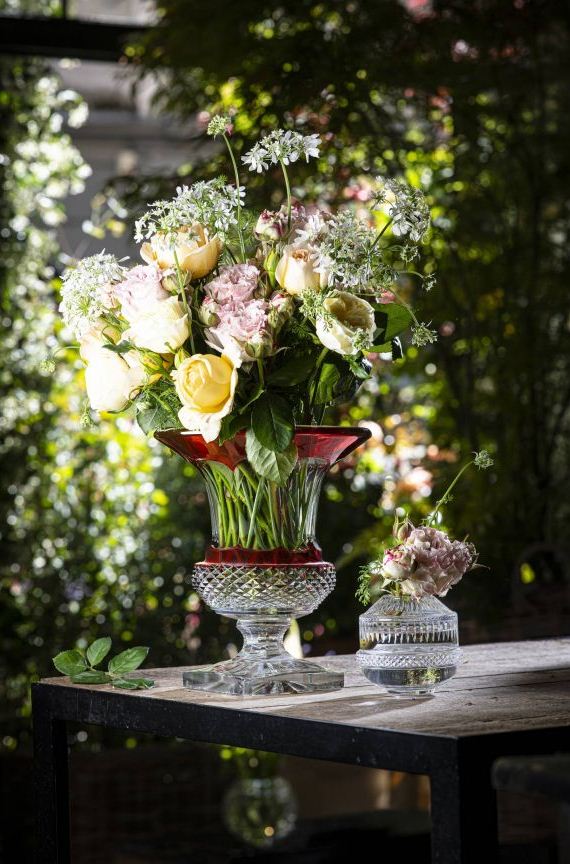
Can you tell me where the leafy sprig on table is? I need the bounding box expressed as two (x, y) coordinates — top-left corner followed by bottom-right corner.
(52, 638), (154, 690)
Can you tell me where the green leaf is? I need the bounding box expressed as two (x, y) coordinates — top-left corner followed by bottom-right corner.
(53, 649), (87, 676)
(70, 670), (112, 685)
(245, 430), (297, 485)
(102, 341), (134, 354)
(312, 363), (340, 405)
(137, 407), (176, 436)
(113, 678), (155, 690)
(346, 357), (372, 381)
(86, 637), (112, 668)
(251, 393), (294, 453)
(218, 411), (247, 446)
(108, 646), (150, 675)
(373, 303), (413, 343)
(268, 354), (314, 386)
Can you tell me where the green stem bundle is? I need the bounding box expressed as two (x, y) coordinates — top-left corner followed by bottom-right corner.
(200, 460), (324, 550)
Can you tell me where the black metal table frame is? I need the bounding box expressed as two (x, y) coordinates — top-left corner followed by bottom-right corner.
(32, 682), (569, 864)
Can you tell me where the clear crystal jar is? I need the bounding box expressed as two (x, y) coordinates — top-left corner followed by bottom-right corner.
(356, 594), (461, 697)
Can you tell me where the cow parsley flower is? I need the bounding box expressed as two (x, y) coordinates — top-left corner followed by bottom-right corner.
(411, 323), (438, 347)
(301, 210), (378, 290)
(372, 179), (431, 243)
(207, 114), (233, 138)
(474, 450), (494, 469)
(59, 252), (124, 337)
(134, 178), (244, 242)
(242, 130), (320, 173)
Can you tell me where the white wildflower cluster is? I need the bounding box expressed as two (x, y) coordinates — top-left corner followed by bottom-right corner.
(206, 114), (232, 137)
(298, 210), (378, 290)
(411, 323), (438, 347)
(134, 178), (244, 242)
(474, 450), (494, 469)
(242, 130), (320, 173)
(373, 179), (431, 243)
(59, 253), (124, 338)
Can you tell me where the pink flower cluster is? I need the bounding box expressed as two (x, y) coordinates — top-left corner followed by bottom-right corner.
(113, 264), (168, 321)
(203, 264), (272, 363)
(381, 524), (477, 599)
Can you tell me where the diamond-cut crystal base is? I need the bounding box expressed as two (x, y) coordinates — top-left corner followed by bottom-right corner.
(357, 594), (461, 698)
(183, 655), (343, 696)
(183, 562), (343, 696)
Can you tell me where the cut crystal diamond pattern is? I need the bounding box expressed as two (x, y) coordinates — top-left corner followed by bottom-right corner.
(193, 562), (336, 616)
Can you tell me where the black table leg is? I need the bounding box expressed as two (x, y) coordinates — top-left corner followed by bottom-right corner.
(32, 688), (70, 864)
(430, 742), (498, 863)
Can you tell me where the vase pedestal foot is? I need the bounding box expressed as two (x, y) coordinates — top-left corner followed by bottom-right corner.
(182, 655), (344, 696)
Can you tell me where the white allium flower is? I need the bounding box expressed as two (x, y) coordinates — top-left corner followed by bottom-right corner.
(242, 129), (321, 173)
(59, 253), (124, 338)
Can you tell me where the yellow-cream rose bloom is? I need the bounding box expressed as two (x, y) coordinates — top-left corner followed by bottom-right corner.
(274, 246), (328, 296)
(173, 353), (238, 442)
(316, 291), (376, 355)
(83, 348), (146, 413)
(79, 320), (121, 363)
(125, 296), (189, 354)
(141, 224), (222, 279)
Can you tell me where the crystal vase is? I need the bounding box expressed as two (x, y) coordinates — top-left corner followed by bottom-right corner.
(155, 426), (371, 695)
(356, 594), (461, 698)
(222, 777), (298, 848)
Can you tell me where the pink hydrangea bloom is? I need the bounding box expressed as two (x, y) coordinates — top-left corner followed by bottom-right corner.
(204, 264), (259, 305)
(381, 524), (477, 599)
(114, 264), (169, 322)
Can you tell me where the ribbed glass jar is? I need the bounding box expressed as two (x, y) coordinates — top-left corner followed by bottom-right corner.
(357, 594), (461, 697)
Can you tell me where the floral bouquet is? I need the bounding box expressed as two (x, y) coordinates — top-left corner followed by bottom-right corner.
(56, 116), (436, 492)
(358, 450), (494, 604)
(53, 116), (445, 694)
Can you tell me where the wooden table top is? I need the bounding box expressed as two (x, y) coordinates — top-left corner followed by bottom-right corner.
(40, 638), (570, 740)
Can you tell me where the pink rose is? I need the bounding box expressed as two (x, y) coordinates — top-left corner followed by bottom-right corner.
(206, 299), (271, 363)
(380, 524), (477, 599)
(204, 264), (259, 306)
(114, 264), (169, 322)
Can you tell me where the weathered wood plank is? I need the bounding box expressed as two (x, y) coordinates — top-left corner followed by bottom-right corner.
(40, 639), (570, 739)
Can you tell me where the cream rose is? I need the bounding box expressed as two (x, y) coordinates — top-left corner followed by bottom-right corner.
(172, 353), (238, 442)
(141, 224), (222, 279)
(315, 291), (376, 355)
(83, 348), (146, 412)
(79, 321), (121, 363)
(125, 297), (189, 354)
(274, 246), (328, 296)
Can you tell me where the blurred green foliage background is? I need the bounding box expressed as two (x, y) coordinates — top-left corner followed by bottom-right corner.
(1, 0), (570, 755)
